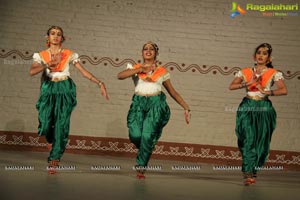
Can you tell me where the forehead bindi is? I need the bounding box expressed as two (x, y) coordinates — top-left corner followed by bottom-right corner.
(257, 48), (269, 54)
(50, 29), (62, 35)
(143, 44), (154, 50)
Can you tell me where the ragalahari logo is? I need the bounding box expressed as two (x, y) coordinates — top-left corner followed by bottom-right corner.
(230, 2), (246, 18)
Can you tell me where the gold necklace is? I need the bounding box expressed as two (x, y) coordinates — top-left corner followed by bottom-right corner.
(49, 48), (62, 56)
(255, 66), (267, 75)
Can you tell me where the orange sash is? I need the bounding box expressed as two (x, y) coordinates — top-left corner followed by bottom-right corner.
(241, 67), (277, 91)
(39, 49), (73, 72)
(133, 64), (168, 82)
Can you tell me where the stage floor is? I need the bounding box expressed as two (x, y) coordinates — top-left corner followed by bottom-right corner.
(1, 150), (299, 200)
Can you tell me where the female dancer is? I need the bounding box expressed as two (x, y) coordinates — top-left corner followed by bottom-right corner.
(118, 41), (190, 179)
(229, 43), (287, 185)
(30, 26), (109, 174)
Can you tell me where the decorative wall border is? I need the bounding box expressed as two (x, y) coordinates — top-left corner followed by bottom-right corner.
(0, 131), (299, 170)
(1, 49), (300, 80)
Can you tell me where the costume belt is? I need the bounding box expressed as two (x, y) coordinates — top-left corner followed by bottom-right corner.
(135, 91), (161, 97)
(246, 95), (268, 101)
(50, 76), (69, 82)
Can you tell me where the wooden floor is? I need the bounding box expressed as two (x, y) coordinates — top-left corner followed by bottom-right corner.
(0, 150), (299, 200)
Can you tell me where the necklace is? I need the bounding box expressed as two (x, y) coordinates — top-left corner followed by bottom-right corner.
(254, 66), (268, 75)
(49, 48), (62, 56)
(143, 62), (157, 74)
(49, 48), (62, 61)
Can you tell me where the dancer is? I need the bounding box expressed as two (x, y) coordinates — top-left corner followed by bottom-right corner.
(29, 26), (109, 174)
(229, 43), (287, 185)
(117, 41), (190, 179)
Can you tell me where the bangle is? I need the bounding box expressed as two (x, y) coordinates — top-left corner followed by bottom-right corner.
(270, 90), (274, 96)
(44, 63), (49, 69)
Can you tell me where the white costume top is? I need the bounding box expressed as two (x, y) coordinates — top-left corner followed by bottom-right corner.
(235, 67), (284, 98)
(32, 50), (80, 78)
(126, 63), (170, 95)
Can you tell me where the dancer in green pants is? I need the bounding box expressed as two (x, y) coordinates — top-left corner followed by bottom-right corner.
(229, 43), (287, 185)
(118, 41), (190, 179)
(30, 26), (109, 174)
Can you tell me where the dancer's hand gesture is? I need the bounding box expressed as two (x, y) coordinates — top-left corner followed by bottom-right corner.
(99, 82), (109, 100)
(184, 110), (191, 124)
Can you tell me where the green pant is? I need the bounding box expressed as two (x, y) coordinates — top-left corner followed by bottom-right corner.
(236, 97), (276, 175)
(127, 92), (170, 166)
(36, 78), (77, 162)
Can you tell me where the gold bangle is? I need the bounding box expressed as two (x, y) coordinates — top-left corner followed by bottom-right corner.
(44, 63), (49, 69)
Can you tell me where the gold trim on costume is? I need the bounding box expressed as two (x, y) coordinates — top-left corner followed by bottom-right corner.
(246, 95), (268, 101)
(50, 76), (68, 82)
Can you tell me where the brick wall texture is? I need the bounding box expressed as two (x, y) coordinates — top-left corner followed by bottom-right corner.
(0, 0), (299, 151)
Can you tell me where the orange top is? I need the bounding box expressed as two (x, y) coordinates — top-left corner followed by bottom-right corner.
(39, 49), (73, 72)
(133, 64), (168, 82)
(241, 67), (277, 92)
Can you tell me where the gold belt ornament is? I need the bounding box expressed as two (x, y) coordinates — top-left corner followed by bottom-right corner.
(135, 91), (161, 97)
(50, 76), (68, 82)
(246, 95), (268, 101)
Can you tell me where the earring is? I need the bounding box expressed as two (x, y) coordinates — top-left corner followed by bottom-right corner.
(46, 39), (50, 47)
